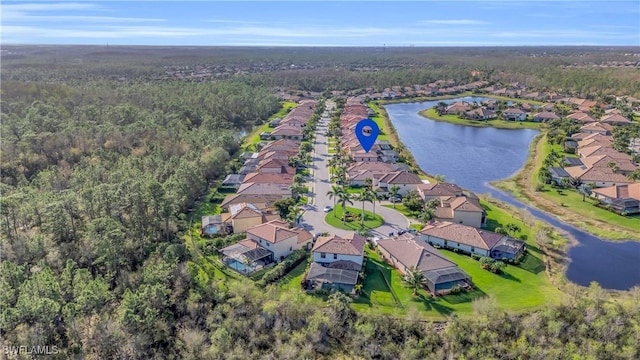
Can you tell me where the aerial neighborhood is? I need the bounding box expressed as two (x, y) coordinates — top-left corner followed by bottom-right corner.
(196, 76), (639, 304)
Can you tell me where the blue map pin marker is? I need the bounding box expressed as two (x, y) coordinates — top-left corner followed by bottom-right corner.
(355, 118), (380, 153)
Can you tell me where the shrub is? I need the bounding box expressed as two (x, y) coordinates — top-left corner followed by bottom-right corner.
(535, 184), (544, 192)
(471, 254), (481, 261)
(490, 261), (506, 274)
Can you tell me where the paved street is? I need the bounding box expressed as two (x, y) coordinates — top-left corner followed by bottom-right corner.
(300, 101), (410, 238)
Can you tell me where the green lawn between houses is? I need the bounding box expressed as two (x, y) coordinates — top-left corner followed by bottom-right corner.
(241, 101), (298, 150)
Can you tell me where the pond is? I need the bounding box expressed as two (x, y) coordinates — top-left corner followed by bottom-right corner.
(384, 97), (640, 290)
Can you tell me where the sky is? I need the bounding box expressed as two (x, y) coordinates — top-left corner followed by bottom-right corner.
(2, 1), (640, 46)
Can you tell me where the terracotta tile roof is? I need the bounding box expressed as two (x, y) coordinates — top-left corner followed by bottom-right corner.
(290, 227), (313, 244)
(271, 124), (302, 136)
(378, 171), (422, 185)
(592, 184), (630, 200)
(600, 114), (631, 125)
(567, 111), (597, 123)
(377, 233), (458, 273)
(580, 122), (613, 133)
(504, 108), (526, 115)
(312, 233), (366, 256)
(533, 111), (560, 121)
(416, 183), (463, 198)
(247, 220), (298, 244)
(448, 196), (484, 212)
(565, 164), (633, 184)
(242, 172), (294, 185)
(261, 139), (300, 152)
(229, 203), (262, 219)
(419, 221), (503, 251)
(236, 182), (292, 196)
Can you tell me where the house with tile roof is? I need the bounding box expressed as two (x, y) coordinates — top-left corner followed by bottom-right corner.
(580, 122), (613, 135)
(419, 221), (525, 260)
(220, 203), (281, 233)
(600, 113), (632, 126)
(434, 195), (486, 228)
(312, 233), (366, 266)
(245, 220), (312, 261)
(305, 233), (367, 293)
(416, 182), (463, 201)
(465, 107), (496, 120)
(567, 111), (597, 124)
(503, 108), (527, 121)
(375, 171), (423, 196)
(270, 124), (303, 140)
(377, 233), (471, 294)
(591, 183), (640, 214)
(532, 111), (560, 122)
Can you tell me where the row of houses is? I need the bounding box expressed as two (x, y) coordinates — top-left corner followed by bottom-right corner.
(549, 122), (639, 213)
(201, 100), (319, 273)
(303, 218), (527, 295)
(340, 97), (425, 197)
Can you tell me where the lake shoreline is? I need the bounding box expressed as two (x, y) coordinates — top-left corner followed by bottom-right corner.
(376, 98), (640, 292)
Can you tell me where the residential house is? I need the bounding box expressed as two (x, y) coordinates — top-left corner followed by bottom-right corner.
(416, 182), (463, 202)
(256, 158), (295, 174)
(564, 155), (636, 187)
(567, 111), (597, 124)
(600, 113), (632, 126)
(580, 122), (613, 136)
(420, 221), (525, 260)
(434, 195), (486, 228)
(246, 220), (310, 261)
(375, 171), (423, 196)
(221, 203), (280, 233)
(270, 124), (303, 140)
(241, 172), (294, 185)
(444, 101), (471, 115)
(465, 108), (496, 120)
(591, 183), (640, 214)
(503, 108), (527, 121)
(377, 233), (471, 294)
(532, 111), (560, 122)
(305, 233), (366, 293)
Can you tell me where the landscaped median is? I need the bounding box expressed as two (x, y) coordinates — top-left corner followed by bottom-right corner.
(324, 204), (383, 231)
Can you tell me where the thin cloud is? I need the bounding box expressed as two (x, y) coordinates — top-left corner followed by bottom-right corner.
(421, 19), (491, 25)
(2, 2), (100, 11)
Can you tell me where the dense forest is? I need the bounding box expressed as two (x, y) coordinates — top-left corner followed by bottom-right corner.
(1, 46), (640, 359)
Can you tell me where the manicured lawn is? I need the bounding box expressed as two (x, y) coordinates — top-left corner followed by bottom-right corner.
(325, 205), (383, 231)
(420, 108), (542, 130)
(346, 186), (364, 194)
(279, 257), (311, 291)
(241, 101), (297, 149)
(352, 240), (562, 320)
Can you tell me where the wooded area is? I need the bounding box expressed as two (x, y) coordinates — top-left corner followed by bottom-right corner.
(1, 46), (639, 359)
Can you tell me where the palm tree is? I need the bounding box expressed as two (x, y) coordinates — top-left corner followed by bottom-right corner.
(418, 208), (434, 225)
(403, 266), (427, 296)
(355, 192), (369, 227)
(326, 185), (343, 217)
(287, 203), (304, 226)
(364, 187), (378, 218)
(389, 185), (400, 208)
(290, 183), (306, 202)
(337, 191), (354, 224)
